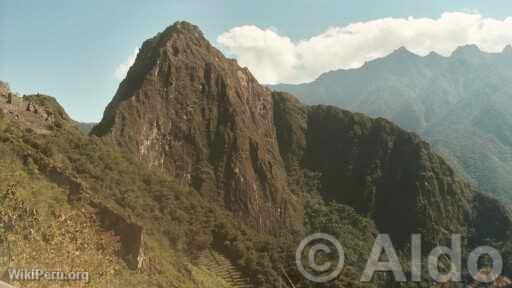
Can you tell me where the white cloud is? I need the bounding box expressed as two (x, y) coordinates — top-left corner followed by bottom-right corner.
(115, 48), (139, 80)
(217, 12), (512, 84)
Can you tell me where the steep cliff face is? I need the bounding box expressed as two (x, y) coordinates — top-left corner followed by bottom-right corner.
(272, 92), (472, 248)
(92, 22), (296, 230)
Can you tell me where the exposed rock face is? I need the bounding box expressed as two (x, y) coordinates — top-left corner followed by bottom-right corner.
(92, 22), (296, 230)
(95, 204), (145, 270)
(94, 22), (476, 246)
(272, 92), (472, 248)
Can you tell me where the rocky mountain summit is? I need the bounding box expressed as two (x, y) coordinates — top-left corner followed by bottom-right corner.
(92, 22), (297, 231)
(94, 21), (500, 251)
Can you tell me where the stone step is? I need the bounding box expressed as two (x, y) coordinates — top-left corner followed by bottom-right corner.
(198, 249), (254, 288)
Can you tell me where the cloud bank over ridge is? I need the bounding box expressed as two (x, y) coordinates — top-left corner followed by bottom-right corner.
(217, 12), (512, 84)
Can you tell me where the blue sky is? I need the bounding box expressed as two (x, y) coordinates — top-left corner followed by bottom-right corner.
(1, 0), (511, 122)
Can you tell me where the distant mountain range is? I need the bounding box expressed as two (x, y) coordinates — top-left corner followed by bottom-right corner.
(273, 45), (512, 201)
(74, 121), (96, 134)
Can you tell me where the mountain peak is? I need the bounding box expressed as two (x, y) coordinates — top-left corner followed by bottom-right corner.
(93, 21), (295, 230)
(390, 46), (416, 57)
(161, 21), (203, 38)
(452, 44), (482, 57)
(426, 51), (442, 58)
(104, 21), (223, 107)
(150, 21), (208, 50)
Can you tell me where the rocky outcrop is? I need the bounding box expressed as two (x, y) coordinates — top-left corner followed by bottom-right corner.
(92, 22), (298, 231)
(0, 94), (68, 133)
(94, 204), (145, 270)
